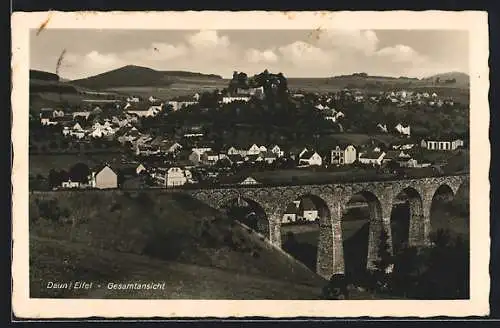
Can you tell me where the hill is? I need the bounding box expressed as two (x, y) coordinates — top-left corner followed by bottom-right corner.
(71, 65), (223, 90)
(30, 69), (60, 81)
(29, 190), (326, 299)
(285, 72), (470, 93)
(423, 72), (470, 88)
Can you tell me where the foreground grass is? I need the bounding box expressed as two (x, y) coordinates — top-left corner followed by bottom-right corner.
(30, 236), (324, 299)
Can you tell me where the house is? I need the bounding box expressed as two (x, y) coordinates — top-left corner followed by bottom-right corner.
(92, 165), (118, 189)
(227, 154), (245, 166)
(247, 144), (262, 155)
(420, 138), (464, 151)
(39, 108), (55, 125)
(53, 109), (65, 118)
(392, 143), (415, 150)
(166, 167), (189, 187)
(72, 111), (92, 120)
(299, 151), (323, 167)
(189, 150), (203, 165)
(330, 145), (357, 165)
(240, 176), (260, 185)
(299, 198), (318, 222)
(127, 105), (162, 118)
(136, 163), (147, 175)
(227, 146), (247, 157)
(377, 123), (388, 133)
(261, 151), (278, 164)
(222, 96), (251, 104)
(358, 151), (386, 166)
(201, 151), (220, 165)
(127, 96), (140, 102)
(383, 150), (412, 163)
(166, 100), (198, 111)
(287, 146), (309, 160)
(192, 146), (212, 154)
(61, 180), (81, 189)
(395, 123), (411, 136)
(282, 201), (300, 224)
(159, 141), (183, 154)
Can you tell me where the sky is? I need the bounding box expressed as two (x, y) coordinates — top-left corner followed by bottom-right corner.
(30, 29), (469, 80)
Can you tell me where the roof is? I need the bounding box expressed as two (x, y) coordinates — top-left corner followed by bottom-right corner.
(331, 143), (355, 150)
(299, 150), (318, 159)
(284, 203), (299, 214)
(359, 151), (385, 159)
(261, 151), (277, 159)
(93, 163), (117, 174)
(299, 198), (316, 211)
(227, 154), (244, 162)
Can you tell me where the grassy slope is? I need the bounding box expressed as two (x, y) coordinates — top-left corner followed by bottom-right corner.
(29, 154), (128, 177)
(30, 191), (326, 299)
(30, 237), (321, 299)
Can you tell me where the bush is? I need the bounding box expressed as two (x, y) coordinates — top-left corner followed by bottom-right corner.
(321, 274), (349, 299)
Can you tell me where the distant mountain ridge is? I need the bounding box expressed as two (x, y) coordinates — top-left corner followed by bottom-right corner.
(30, 70), (60, 82)
(422, 72), (469, 86)
(70, 65), (223, 90)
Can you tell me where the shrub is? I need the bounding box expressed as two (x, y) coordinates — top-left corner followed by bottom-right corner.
(321, 274), (349, 300)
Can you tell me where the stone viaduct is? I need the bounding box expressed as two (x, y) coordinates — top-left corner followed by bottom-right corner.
(179, 174), (468, 279)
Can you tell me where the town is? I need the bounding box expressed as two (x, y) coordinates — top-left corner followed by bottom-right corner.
(26, 24), (473, 303)
(30, 69), (468, 225)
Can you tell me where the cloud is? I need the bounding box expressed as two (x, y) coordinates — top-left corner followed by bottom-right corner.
(278, 41), (332, 64)
(375, 44), (425, 63)
(245, 48), (278, 63)
(317, 29), (379, 55)
(187, 30), (230, 50)
(85, 51), (119, 66)
(50, 29), (459, 80)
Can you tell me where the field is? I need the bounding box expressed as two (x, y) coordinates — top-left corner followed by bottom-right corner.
(250, 168), (390, 185)
(29, 154), (128, 177)
(105, 79), (229, 99)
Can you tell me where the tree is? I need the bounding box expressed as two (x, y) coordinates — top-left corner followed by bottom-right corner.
(321, 274), (349, 299)
(372, 227), (393, 291)
(48, 169), (62, 189)
(69, 163), (91, 183)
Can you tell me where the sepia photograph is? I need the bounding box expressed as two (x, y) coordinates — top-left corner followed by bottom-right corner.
(11, 11), (490, 318)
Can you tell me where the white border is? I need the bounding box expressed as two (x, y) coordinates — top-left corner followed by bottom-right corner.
(11, 11), (490, 318)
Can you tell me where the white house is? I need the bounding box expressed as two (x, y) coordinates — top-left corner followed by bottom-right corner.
(377, 123), (388, 133)
(240, 177), (260, 185)
(136, 164), (147, 175)
(395, 123), (411, 136)
(269, 145), (284, 157)
(300, 198), (318, 222)
(127, 96), (140, 102)
(192, 147), (212, 154)
(92, 165), (118, 189)
(421, 138), (464, 151)
(282, 200), (301, 223)
(61, 180), (81, 189)
(358, 151), (386, 166)
(227, 146), (247, 157)
(247, 144), (262, 156)
(201, 151), (220, 165)
(222, 96), (251, 104)
(299, 151), (323, 167)
(127, 105), (162, 118)
(165, 167), (188, 187)
(331, 145), (357, 165)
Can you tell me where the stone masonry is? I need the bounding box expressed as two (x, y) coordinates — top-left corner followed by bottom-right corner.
(183, 174), (468, 280)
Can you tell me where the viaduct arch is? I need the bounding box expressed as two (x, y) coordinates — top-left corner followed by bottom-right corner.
(182, 174), (467, 279)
